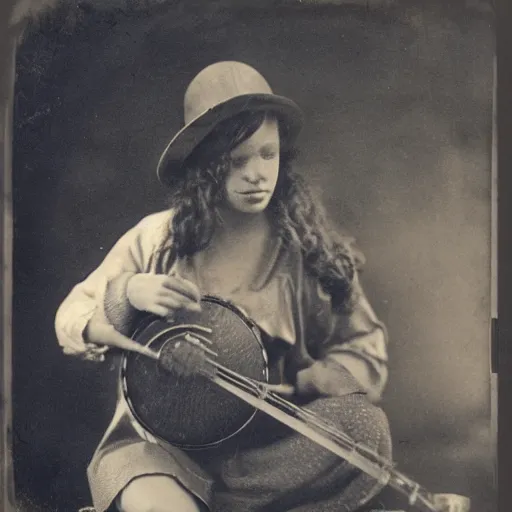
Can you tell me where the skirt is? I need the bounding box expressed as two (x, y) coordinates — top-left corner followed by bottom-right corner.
(87, 388), (392, 512)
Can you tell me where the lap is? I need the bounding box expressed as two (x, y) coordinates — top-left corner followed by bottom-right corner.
(92, 392), (391, 512)
(207, 393), (392, 511)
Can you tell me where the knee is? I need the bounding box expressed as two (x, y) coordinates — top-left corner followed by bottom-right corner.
(116, 475), (202, 512)
(364, 400), (392, 458)
(311, 394), (392, 458)
(348, 395), (392, 458)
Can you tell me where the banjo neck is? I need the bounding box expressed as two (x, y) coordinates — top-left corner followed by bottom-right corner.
(209, 363), (440, 512)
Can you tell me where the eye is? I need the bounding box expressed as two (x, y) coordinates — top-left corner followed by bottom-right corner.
(231, 155), (249, 169)
(261, 149), (278, 161)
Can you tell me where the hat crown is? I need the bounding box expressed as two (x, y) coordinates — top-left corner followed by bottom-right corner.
(184, 61), (274, 124)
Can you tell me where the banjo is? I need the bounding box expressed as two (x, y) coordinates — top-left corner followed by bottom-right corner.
(102, 295), (470, 512)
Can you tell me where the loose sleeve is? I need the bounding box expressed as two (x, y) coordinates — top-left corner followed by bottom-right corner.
(296, 272), (389, 402)
(54, 211), (171, 356)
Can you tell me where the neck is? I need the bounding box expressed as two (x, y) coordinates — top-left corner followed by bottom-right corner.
(215, 208), (270, 243)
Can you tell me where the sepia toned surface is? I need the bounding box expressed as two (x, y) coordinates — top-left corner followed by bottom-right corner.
(11, 1), (493, 511)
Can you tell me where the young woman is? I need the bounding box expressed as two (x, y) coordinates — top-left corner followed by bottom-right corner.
(55, 61), (392, 512)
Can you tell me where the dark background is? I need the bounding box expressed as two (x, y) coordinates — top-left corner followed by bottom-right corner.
(11, 1), (495, 511)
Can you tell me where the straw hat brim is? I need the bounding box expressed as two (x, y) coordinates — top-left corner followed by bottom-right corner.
(157, 93), (304, 187)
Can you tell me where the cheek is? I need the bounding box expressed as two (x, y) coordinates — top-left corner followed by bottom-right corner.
(224, 170), (239, 195)
(268, 160), (280, 188)
(223, 171), (242, 206)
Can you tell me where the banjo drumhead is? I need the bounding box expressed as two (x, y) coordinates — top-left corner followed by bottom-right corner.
(121, 296), (269, 449)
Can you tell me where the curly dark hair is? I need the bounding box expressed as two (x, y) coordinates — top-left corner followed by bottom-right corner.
(158, 111), (363, 312)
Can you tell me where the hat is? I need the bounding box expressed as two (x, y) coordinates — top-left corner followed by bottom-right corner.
(156, 61), (304, 186)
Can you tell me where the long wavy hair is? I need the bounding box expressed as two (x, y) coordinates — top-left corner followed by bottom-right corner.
(158, 110), (363, 312)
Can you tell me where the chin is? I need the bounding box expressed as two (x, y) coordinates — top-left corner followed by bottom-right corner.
(236, 201), (271, 214)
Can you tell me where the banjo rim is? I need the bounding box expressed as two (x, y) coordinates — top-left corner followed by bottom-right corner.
(119, 295), (270, 450)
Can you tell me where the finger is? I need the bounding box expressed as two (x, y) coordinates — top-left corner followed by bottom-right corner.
(82, 351), (105, 362)
(164, 274), (201, 302)
(91, 354), (106, 362)
(265, 384), (295, 396)
(84, 343), (109, 353)
(156, 292), (202, 312)
(158, 287), (201, 307)
(183, 301), (202, 312)
(148, 304), (173, 318)
(88, 347), (109, 355)
(145, 302), (181, 317)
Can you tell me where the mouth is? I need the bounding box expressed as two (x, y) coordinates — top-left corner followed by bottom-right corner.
(238, 190), (269, 195)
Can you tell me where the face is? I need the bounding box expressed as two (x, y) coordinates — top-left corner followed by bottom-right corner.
(224, 117), (280, 214)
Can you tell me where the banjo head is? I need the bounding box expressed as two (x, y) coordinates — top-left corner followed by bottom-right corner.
(121, 296), (269, 449)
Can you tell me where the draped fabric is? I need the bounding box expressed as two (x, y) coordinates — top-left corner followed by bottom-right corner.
(56, 210), (389, 399)
(54, 209), (392, 511)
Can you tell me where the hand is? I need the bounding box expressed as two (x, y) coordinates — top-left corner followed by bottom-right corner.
(62, 340), (108, 363)
(265, 384), (296, 397)
(127, 272), (201, 317)
(83, 309), (158, 361)
(61, 309), (111, 362)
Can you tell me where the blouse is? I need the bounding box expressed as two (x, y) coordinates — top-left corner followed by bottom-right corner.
(55, 210), (389, 402)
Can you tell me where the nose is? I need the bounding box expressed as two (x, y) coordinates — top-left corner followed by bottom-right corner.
(243, 156), (265, 184)
(244, 174), (263, 185)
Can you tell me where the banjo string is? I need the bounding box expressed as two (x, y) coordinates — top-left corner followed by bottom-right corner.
(208, 362), (438, 510)
(145, 318), (440, 511)
(211, 362), (386, 463)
